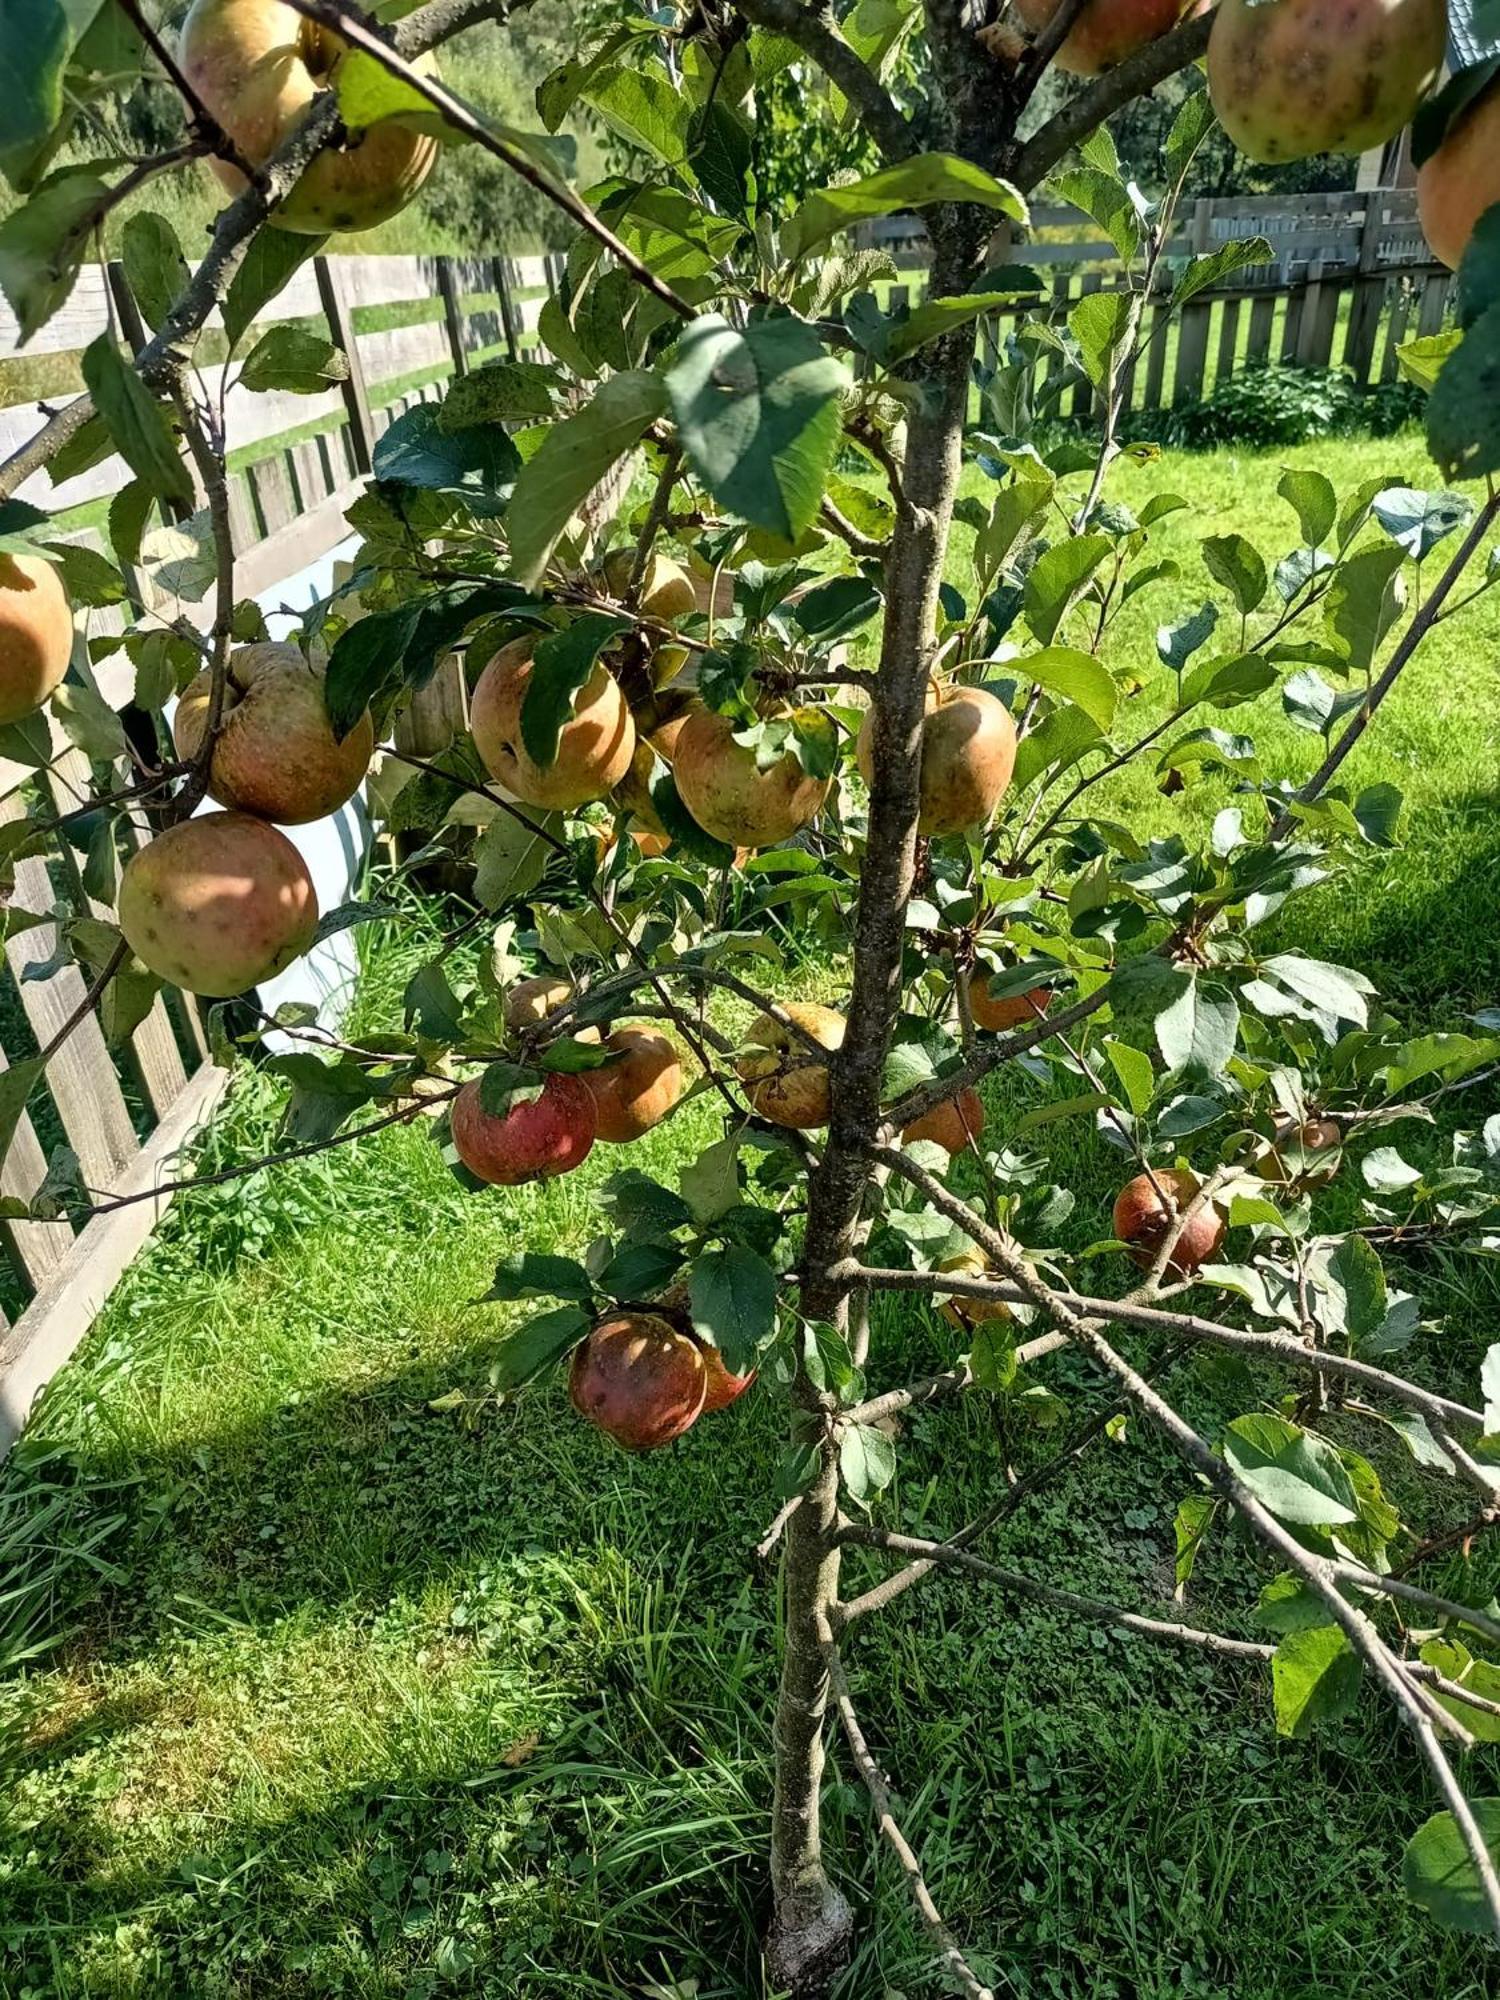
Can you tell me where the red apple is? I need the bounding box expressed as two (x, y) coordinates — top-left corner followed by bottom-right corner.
(1112, 1168), (1225, 1277)
(569, 1312), (708, 1450)
(451, 1072), (597, 1186)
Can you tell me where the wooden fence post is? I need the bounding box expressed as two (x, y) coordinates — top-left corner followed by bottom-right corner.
(492, 255), (521, 359)
(1343, 192), (1386, 386)
(437, 256), (469, 378)
(315, 256), (376, 475)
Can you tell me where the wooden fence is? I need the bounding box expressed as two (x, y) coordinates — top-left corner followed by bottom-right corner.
(0, 188), (1450, 1443)
(862, 187), (1449, 409)
(0, 246), (566, 1447)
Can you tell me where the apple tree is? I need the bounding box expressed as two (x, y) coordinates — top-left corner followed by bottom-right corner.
(4, 0), (1500, 1990)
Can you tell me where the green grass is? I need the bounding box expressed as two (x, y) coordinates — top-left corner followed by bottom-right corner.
(2, 430), (1500, 1998)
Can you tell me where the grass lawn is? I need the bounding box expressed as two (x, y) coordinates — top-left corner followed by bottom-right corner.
(2, 425), (1500, 1999)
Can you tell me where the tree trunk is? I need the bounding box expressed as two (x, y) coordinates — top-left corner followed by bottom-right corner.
(765, 220), (980, 1995)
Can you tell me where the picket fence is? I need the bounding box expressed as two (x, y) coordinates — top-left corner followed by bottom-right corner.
(0, 184), (1451, 1443)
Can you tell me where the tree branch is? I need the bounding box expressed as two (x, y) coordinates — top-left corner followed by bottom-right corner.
(1009, 14), (1216, 191)
(729, 0), (918, 163)
(823, 1631), (996, 1999)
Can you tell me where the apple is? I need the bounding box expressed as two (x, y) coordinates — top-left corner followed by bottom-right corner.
(584, 1026), (683, 1143)
(451, 1072), (597, 1185)
(1112, 1168), (1225, 1277)
(1014, 0), (1204, 74)
(650, 710), (695, 764)
(0, 554), (72, 726)
(1418, 75), (1500, 270)
(903, 1086), (985, 1156)
(179, 0), (439, 233)
(601, 548), (697, 624)
(172, 641), (374, 825)
(698, 1340), (756, 1414)
(569, 1311), (708, 1450)
(971, 980), (1053, 1034)
(503, 972), (575, 1034)
(673, 708), (830, 849)
(737, 1002), (846, 1129)
(856, 686), (1017, 837)
(596, 825), (672, 866)
(1207, 0), (1445, 164)
(470, 637), (636, 811)
(118, 810), (318, 996)
(1256, 1118), (1342, 1195)
(936, 1246), (1014, 1333)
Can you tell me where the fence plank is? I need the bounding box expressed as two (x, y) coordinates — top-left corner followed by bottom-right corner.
(0, 1040), (76, 1292)
(315, 257), (376, 475)
(1174, 301), (1212, 406)
(1214, 298), (1241, 390)
(437, 257), (470, 377)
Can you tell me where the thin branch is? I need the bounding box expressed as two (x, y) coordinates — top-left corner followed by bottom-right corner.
(1269, 493), (1500, 841)
(869, 1144), (1500, 1930)
(170, 397), (236, 817)
(840, 1265), (1487, 1437)
(1336, 1564), (1500, 1652)
(729, 0), (918, 162)
(1009, 14), (1216, 191)
(838, 1525), (1272, 1653)
(280, 0), (697, 322)
(823, 1631), (996, 2000)
(36, 939), (128, 1068)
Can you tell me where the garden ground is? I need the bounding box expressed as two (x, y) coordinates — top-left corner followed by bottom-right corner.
(2, 428), (1499, 1998)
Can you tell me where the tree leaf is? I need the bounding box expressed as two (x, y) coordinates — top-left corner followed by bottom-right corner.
(1272, 1624), (1363, 1738)
(472, 809), (561, 909)
(519, 613), (630, 766)
(1016, 645), (1118, 731)
(1171, 236), (1272, 308)
(666, 313), (848, 542)
(120, 212), (189, 333)
(1155, 975), (1238, 1077)
(1402, 1798), (1500, 1934)
(839, 1422), (897, 1502)
(507, 368), (666, 589)
(1201, 532), (1268, 615)
(0, 167), (107, 344)
(485, 1250), (595, 1303)
(239, 325), (349, 395)
(783, 152), (1025, 261)
(80, 335), (193, 510)
(1277, 467), (1337, 547)
(439, 359), (560, 431)
(1371, 486), (1473, 562)
(0, 0), (70, 191)
(1104, 1038), (1155, 1116)
(688, 1243), (777, 1372)
(222, 229), (326, 352)
(371, 404), (520, 518)
(490, 1304), (592, 1390)
(1023, 535), (1112, 645)
(1224, 1413), (1359, 1526)
(1069, 289), (1134, 388)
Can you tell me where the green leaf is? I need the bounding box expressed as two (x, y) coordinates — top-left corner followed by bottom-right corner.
(1371, 486), (1473, 561)
(1172, 1493), (1216, 1586)
(80, 336), (192, 510)
(587, 66), (692, 167)
(120, 212), (188, 334)
(1277, 467), (1337, 547)
(886, 286), (1039, 362)
(507, 369), (666, 589)
(439, 359), (559, 431)
(371, 405), (520, 518)
(335, 45), (439, 128)
(1325, 1234), (1387, 1342)
(486, 1250), (594, 1303)
(1069, 289), (1134, 389)
(1420, 1639), (1500, 1743)
(1012, 701), (1102, 792)
(0, 1057), (41, 1167)
(1324, 544), (1405, 671)
(1223, 1413), (1359, 1526)
(1155, 975), (1237, 1077)
(680, 1135), (741, 1225)
(0, 166), (106, 343)
(600, 1167), (693, 1236)
(490, 1304), (592, 1390)
(1396, 329), (1461, 393)
(520, 613), (630, 767)
(688, 1243), (777, 1372)
(1272, 1624), (1362, 1738)
(472, 810), (560, 909)
(0, 0), (70, 191)
(1258, 953), (1374, 1029)
(222, 230), (326, 353)
(1022, 534), (1112, 645)
(1171, 236), (1272, 308)
(45, 539), (124, 608)
(1163, 86), (1216, 189)
(974, 472), (1053, 583)
(970, 1321), (1017, 1392)
(1402, 1799), (1500, 1934)
(1104, 1038), (1155, 1116)
(667, 314), (847, 542)
(1201, 533), (1268, 615)
(1429, 310), (1500, 480)
(839, 1422), (897, 1502)
(1016, 645), (1118, 731)
(1180, 650), (1274, 710)
(51, 680), (127, 762)
(239, 325), (349, 396)
(1051, 166), (1142, 262)
(784, 153), (1026, 262)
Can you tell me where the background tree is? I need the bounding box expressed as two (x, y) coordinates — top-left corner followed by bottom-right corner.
(2, 0), (1500, 1994)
